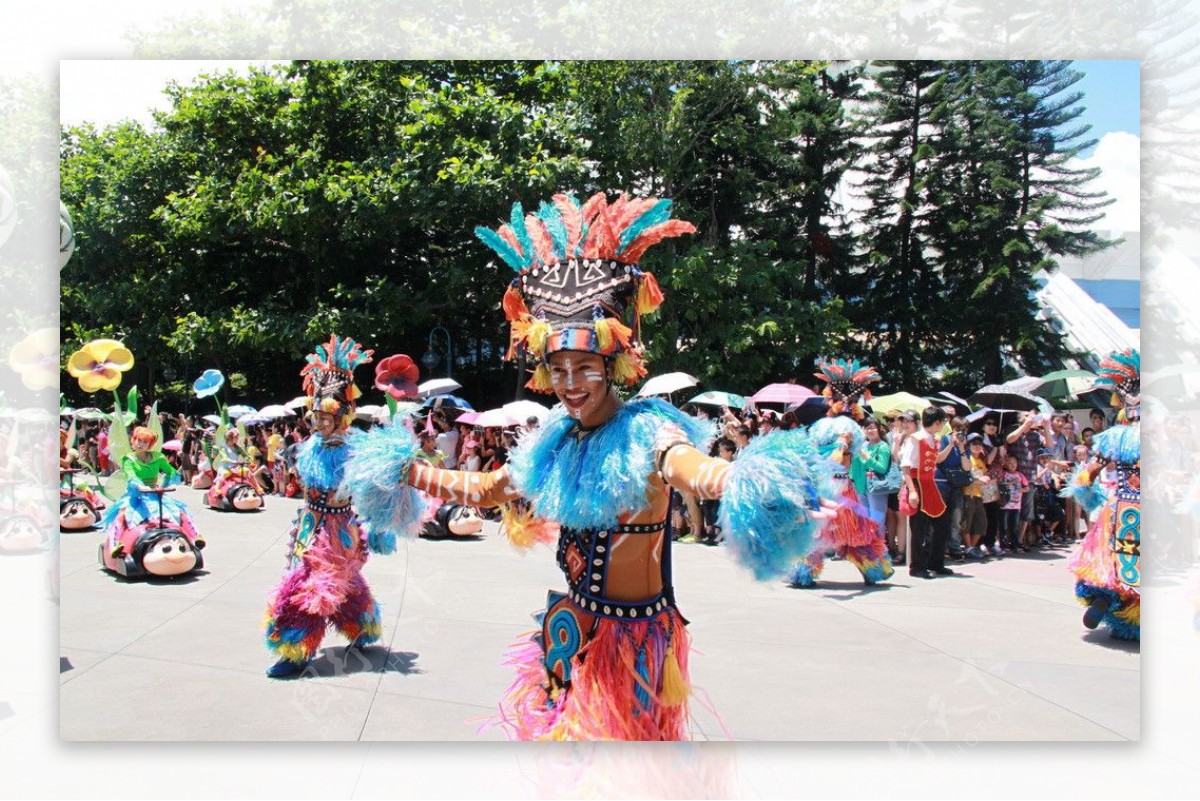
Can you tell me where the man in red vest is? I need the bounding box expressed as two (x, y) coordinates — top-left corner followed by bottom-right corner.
(901, 406), (958, 579)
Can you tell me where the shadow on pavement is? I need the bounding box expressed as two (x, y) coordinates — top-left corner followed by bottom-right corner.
(1079, 629), (1141, 653)
(303, 647), (423, 679)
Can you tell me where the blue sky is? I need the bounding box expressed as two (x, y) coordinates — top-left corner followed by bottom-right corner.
(1072, 59), (1140, 154)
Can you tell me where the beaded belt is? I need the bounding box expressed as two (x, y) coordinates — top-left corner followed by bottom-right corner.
(306, 498), (352, 515)
(566, 587), (670, 620)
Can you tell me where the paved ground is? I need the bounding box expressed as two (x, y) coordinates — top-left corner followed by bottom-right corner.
(58, 485), (1139, 741)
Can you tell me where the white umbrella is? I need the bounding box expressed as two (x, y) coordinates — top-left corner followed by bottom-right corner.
(72, 407), (107, 421)
(356, 404), (385, 421)
(226, 404), (257, 419)
(418, 378), (463, 398)
(258, 404), (296, 419)
(285, 395), (309, 410)
(504, 399), (551, 423)
(474, 407), (520, 428)
(239, 414), (270, 426)
(201, 414), (222, 425)
(637, 372), (699, 398)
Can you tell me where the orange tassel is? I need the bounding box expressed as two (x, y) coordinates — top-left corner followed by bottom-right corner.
(635, 272), (665, 315)
(502, 285), (528, 322)
(498, 502), (557, 552)
(611, 352), (647, 386)
(526, 363), (553, 393)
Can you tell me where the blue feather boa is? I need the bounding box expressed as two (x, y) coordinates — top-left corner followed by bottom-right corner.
(1090, 422), (1139, 464)
(338, 425), (428, 553)
(1060, 464), (1108, 513)
(506, 398), (715, 531)
(296, 434), (350, 493)
(718, 429), (837, 580)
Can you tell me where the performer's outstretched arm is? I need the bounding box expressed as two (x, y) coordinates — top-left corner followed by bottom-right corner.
(408, 460), (521, 508)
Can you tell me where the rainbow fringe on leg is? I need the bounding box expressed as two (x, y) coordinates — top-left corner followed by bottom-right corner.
(264, 569), (326, 663)
(331, 577), (382, 644)
(789, 554), (824, 587)
(844, 538), (894, 584)
(491, 608), (692, 741)
(1075, 581), (1140, 640)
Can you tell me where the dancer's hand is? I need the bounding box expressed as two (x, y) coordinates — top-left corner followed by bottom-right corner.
(808, 497), (840, 522)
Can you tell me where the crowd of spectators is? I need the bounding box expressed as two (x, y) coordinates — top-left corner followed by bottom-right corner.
(58, 395), (1124, 574)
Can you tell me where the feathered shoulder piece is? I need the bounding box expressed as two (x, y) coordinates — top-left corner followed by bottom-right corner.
(301, 335), (374, 425)
(474, 192), (696, 393)
(814, 358), (880, 420)
(1092, 348), (1140, 420)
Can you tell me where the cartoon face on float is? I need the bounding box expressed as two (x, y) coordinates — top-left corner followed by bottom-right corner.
(444, 504), (483, 537)
(0, 514), (47, 554)
(60, 496), (98, 530)
(137, 529), (199, 577)
(228, 483), (263, 511)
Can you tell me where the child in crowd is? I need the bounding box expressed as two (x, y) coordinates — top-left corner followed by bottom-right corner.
(1000, 454), (1029, 552)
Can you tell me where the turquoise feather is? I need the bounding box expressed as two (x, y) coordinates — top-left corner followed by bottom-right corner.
(510, 203), (537, 268)
(475, 225), (526, 271)
(618, 199), (672, 251)
(537, 201), (569, 261)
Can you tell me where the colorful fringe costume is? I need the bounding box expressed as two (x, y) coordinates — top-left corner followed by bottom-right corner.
(344, 192), (837, 740)
(790, 359), (894, 587)
(1062, 349), (1140, 640)
(263, 336), (425, 672)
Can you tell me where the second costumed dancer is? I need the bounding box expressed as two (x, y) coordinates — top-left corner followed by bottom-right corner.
(263, 336), (424, 677)
(343, 191), (839, 740)
(1062, 348), (1140, 640)
(790, 359), (895, 587)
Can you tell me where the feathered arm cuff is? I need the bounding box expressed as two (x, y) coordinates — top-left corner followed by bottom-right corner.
(716, 430), (837, 580)
(340, 425), (429, 554)
(1059, 463), (1107, 513)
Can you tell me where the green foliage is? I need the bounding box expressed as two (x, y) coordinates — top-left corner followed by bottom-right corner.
(60, 59), (1115, 408)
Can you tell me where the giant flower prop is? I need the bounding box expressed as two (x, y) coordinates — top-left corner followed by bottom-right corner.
(8, 327), (58, 391)
(374, 354), (420, 400)
(66, 339), (134, 393)
(193, 369), (225, 398)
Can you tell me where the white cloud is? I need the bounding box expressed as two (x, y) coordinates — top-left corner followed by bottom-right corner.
(1067, 130), (1140, 234)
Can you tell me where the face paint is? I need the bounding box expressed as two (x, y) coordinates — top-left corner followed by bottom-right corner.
(549, 351), (617, 427)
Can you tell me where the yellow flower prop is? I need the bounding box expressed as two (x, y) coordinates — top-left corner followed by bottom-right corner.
(7, 327), (58, 391)
(66, 338), (135, 393)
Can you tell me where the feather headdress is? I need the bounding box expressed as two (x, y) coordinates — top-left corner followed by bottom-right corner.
(475, 192), (695, 393)
(814, 358), (881, 420)
(301, 335), (374, 428)
(1092, 348), (1140, 420)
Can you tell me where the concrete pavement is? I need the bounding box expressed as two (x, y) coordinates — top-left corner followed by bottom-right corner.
(59, 486), (1138, 741)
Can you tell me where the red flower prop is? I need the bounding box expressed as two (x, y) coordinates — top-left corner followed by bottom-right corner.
(374, 354), (419, 400)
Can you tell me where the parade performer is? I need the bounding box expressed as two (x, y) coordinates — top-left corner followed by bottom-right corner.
(205, 427), (265, 511)
(343, 192), (836, 740)
(1062, 349), (1140, 640)
(99, 423), (206, 577)
(790, 359), (895, 587)
(263, 336), (424, 678)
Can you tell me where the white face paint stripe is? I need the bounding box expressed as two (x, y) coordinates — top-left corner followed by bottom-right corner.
(651, 531), (663, 565)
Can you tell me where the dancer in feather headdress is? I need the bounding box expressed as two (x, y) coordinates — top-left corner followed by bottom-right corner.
(263, 336), (425, 677)
(1061, 349), (1140, 640)
(343, 192), (837, 739)
(789, 359), (895, 587)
